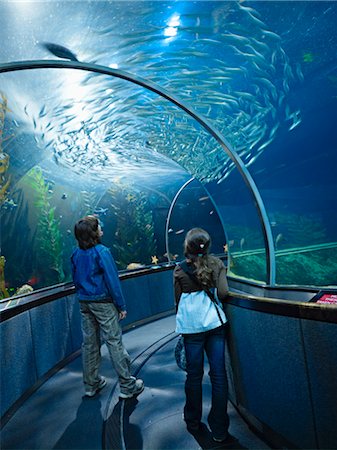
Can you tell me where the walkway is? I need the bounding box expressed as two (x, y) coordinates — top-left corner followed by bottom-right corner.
(1, 316), (270, 450)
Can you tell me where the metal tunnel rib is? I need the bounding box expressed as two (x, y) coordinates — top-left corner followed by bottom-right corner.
(0, 59), (276, 284)
(164, 177), (195, 262)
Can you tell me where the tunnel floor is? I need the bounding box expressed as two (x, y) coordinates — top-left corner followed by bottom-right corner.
(1, 316), (270, 450)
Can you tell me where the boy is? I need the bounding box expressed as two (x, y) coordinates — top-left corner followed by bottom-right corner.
(71, 215), (144, 398)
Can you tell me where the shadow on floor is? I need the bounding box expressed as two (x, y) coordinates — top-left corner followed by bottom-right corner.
(105, 397), (143, 450)
(188, 423), (247, 450)
(53, 397), (103, 450)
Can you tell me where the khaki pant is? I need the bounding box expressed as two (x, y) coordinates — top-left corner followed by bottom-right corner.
(80, 302), (135, 394)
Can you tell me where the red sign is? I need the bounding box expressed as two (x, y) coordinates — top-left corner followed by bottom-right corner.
(317, 294), (337, 304)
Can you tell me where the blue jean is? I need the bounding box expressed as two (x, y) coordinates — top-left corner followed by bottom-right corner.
(183, 326), (229, 439)
(80, 302), (135, 393)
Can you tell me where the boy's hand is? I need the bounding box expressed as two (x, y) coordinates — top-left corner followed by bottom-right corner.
(119, 310), (127, 320)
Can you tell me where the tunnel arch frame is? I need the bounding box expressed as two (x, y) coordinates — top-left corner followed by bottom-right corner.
(0, 59), (276, 284)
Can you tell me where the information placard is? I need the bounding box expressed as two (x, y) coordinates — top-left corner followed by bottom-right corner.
(316, 294), (337, 304)
(310, 291), (337, 304)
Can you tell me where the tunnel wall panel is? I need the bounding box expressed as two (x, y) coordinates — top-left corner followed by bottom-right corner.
(0, 270), (174, 419)
(121, 276), (152, 327)
(225, 305), (316, 449)
(65, 295), (82, 351)
(148, 270), (174, 316)
(301, 320), (337, 450)
(0, 312), (37, 418)
(29, 298), (73, 378)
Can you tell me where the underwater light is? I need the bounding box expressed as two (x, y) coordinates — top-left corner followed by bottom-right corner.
(164, 27), (178, 38)
(60, 71), (91, 121)
(168, 13), (180, 28)
(164, 13), (180, 38)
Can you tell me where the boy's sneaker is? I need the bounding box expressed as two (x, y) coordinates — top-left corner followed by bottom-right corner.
(85, 377), (107, 397)
(119, 378), (144, 399)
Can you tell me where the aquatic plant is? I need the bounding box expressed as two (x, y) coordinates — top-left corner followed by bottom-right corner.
(0, 94), (14, 298)
(229, 241), (337, 286)
(227, 210), (333, 284)
(276, 247), (337, 286)
(229, 253), (267, 284)
(303, 52), (314, 63)
(0, 256), (10, 299)
(273, 212), (327, 247)
(0, 188), (33, 294)
(26, 167), (65, 284)
(107, 185), (157, 269)
(0, 92), (13, 207)
(79, 190), (99, 217)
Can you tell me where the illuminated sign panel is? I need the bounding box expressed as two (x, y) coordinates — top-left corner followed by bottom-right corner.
(310, 291), (337, 305)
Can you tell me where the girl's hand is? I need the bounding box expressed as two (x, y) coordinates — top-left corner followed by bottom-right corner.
(119, 310), (127, 321)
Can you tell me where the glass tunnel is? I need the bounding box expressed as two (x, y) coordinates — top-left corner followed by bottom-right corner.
(0, 0), (336, 296)
(1, 2), (337, 450)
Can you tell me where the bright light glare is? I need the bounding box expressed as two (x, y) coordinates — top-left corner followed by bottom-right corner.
(7, 0), (40, 17)
(11, 0), (32, 4)
(164, 27), (177, 37)
(164, 13), (180, 38)
(61, 71), (91, 122)
(168, 14), (180, 27)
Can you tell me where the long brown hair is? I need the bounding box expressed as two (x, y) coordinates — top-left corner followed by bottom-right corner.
(184, 228), (213, 288)
(74, 215), (101, 250)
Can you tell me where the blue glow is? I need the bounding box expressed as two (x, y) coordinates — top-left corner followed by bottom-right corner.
(164, 13), (180, 37)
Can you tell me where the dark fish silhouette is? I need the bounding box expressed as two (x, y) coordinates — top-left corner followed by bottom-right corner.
(41, 42), (78, 61)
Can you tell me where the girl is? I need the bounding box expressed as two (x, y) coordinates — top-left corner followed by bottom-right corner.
(174, 228), (232, 443)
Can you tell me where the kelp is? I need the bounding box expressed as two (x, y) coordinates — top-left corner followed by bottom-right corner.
(107, 185), (157, 269)
(26, 167), (65, 284)
(0, 93), (12, 297)
(79, 190), (99, 217)
(0, 92), (13, 206)
(1, 189), (34, 294)
(0, 256), (10, 299)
